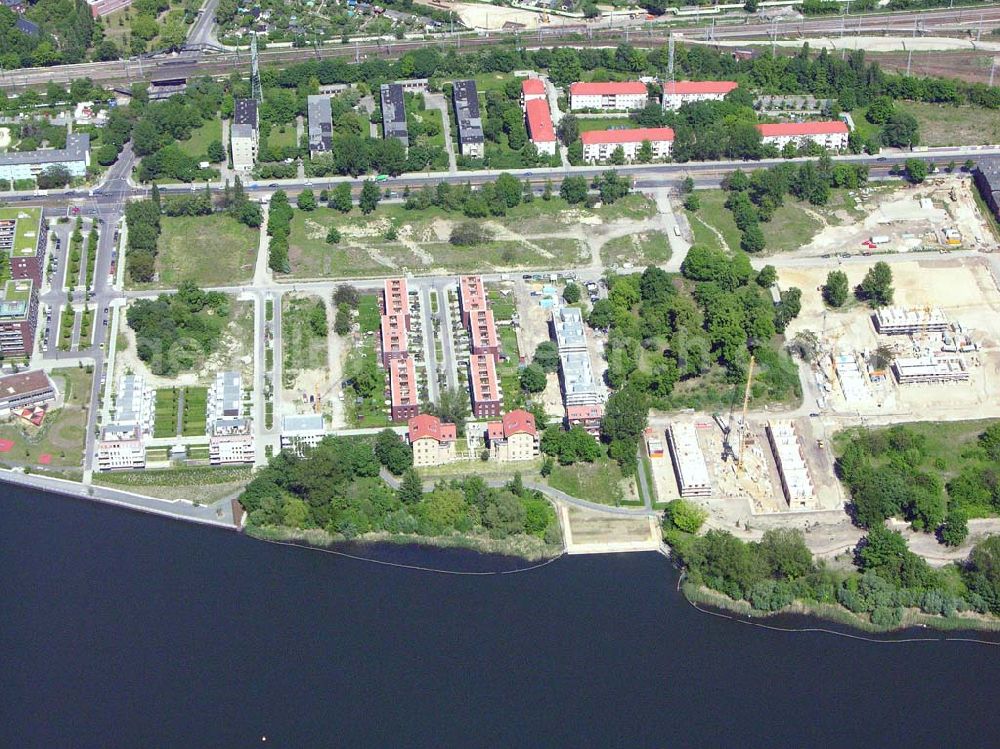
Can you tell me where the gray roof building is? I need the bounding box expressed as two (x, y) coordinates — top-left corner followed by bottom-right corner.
(380, 83), (408, 148)
(307, 95), (333, 155)
(15, 17), (40, 37)
(974, 159), (1000, 221)
(233, 98), (259, 128)
(0, 133), (89, 168)
(452, 79), (484, 153)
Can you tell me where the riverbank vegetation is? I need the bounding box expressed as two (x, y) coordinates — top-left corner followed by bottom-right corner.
(835, 421), (1000, 545)
(663, 498), (1000, 631)
(238, 435), (561, 556)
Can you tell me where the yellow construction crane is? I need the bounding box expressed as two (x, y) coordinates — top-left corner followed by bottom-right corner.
(737, 355), (756, 472)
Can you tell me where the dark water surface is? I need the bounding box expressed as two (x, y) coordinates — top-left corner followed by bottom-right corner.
(3, 485), (1000, 748)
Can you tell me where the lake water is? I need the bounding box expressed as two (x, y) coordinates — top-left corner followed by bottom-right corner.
(3, 484), (1000, 748)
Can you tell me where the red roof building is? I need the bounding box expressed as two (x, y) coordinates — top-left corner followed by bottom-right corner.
(757, 120), (849, 150)
(525, 98), (557, 154)
(580, 127), (675, 164)
(521, 78), (546, 99)
(468, 353), (501, 419)
(566, 403), (604, 435)
(469, 308), (500, 360)
(501, 409), (536, 437)
(383, 278), (410, 329)
(569, 81), (648, 111)
(662, 80), (739, 95)
(380, 313), (409, 368)
(408, 413), (457, 443)
(459, 275), (488, 327)
(486, 409), (539, 462)
(389, 357), (419, 422)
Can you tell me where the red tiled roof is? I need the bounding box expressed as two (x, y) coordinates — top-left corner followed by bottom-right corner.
(502, 409), (536, 437)
(663, 80), (738, 95)
(567, 404), (604, 420)
(570, 81), (647, 96)
(408, 413), (456, 443)
(580, 127), (674, 145)
(486, 421), (504, 441)
(525, 98), (556, 143)
(757, 121), (848, 137)
(521, 78), (545, 96)
(389, 358), (417, 407)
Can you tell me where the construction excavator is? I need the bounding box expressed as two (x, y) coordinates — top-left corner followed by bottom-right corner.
(712, 355), (755, 469)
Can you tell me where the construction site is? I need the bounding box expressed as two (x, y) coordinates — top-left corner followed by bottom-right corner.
(781, 256), (1000, 421)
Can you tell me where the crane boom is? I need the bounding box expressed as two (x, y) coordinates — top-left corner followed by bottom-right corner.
(737, 355), (756, 471)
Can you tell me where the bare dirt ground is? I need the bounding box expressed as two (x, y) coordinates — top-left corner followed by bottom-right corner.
(781, 256), (1000, 420)
(425, 0), (583, 30)
(561, 505), (660, 554)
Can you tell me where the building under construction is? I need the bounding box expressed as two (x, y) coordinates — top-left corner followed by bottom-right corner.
(667, 423), (711, 498)
(893, 355), (970, 384)
(873, 307), (949, 335)
(766, 420), (814, 510)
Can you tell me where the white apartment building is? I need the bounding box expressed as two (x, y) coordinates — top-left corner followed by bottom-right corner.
(757, 121), (849, 151)
(96, 424), (146, 471)
(661, 80), (738, 111)
(569, 81), (648, 111)
(231, 99), (259, 173)
(580, 127), (674, 164)
(280, 414), (326, 456)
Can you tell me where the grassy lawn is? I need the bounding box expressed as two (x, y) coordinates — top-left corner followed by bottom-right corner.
(900, 102), (1000, 147)
(154, 387), (180, 438)
(496, 324), (522, 411)
(266, 123), (299, 151)
(133, 213), (258, 289)
(547, 458), (628, 507)
(576, 117), (635, 132)
(695, 190), (823, 255)
(410, 106), (445, 149)
(358, 293), (381, 333)
(181, 387), (208, 437)
(0, 367), (91, 470)
(473, 73), (516, 92)
(282, 295), (328, 386)
(58, 307), (76, 351)
(177, 120), (222, 162)
(601, 230), (672, 267)
(488, 285), (516, 321)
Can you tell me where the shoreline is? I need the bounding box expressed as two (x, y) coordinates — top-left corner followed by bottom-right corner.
(680, 580), (1000, 635)
(246, 524), (564, 563)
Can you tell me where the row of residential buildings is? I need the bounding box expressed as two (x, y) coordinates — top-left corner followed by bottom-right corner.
(551, 306), (604, 435)
(0, 206), (46, 359)
(568, 79), (737, 112)
(0, 133), (90, 184)
(459, 275), (504, 419)
(96, 371), (254, 471)
(379, 278), (421, 422)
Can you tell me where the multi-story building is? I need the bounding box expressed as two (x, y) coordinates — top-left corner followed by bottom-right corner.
(873, 307), (949, 335)
(389, 356), (419, 422)
(468, 353), (501, 419)
(231, 99), (259, 173)
(0, 133), (89, 184)
(580, 127), (674, 164)
(408, 413), (457, 467)
(209, 418), (256, 465)
(757, 121), (849, 151)
(766, 420), (815, 509)
(380, 83), (409, 149)
(114, 373), (156, 435)
(396, 78), (429, 94)
(0, 369), (56, 417)
(552, 306), (604, 435)
(666, 423), (711, 498)
(524, 97), (558, 157)
(468, 308), (499, 360)
(307, 95), (333, 156)
(280, 414), (327, 456)
(0, 279), (38, 357)
(569, 81), (648, 111)
(85, 0), (132, 17)
(893, 356), (970, 384)
(486, 409), (539, 462)
(521, 77), (546, 105)
(379, 313), (409, 368)
(383, 278), (410, 328)
(96, 424), (146, 471)
(458, 274), (488, 327)
(974, 159), (1000, 220)
(208, 371), (244, 423)
(661, 80), (739, 111)
(0, 206), (46, 286)
(452, 80), (485, 159)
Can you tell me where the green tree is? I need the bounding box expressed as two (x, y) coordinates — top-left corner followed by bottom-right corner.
(533, 341), (560, 373)
(563, 282), (581, 304)
(588, 298), (614, 330)
(494, 172), (522, 209)
(519, 363), (547, 394)
(560, 175), (588, 204)
(979, 423), (1000, 461)
(431, 387), (472, 435)
(663, 499), (708, 533)
(326, 227), (342, 245)
(398, 467), (424, 505)
(904, 158), (928, 184)
(759, 529), (813, 579)
(823, 269), (849, 307)
(558, 113), (579, 146)
(297, 188), (317, 211)
(206, 140), (226, 163)
(601, 386), (648, 444)
(858, 261), (894, 307)
(329, 182), (353, 212)
(375, 428), (413, 475)
(359, 180), (380, 214)
(683, 194), (700, 212)
(939, 509), (969, 547)
(740, 223), (766, 254)
(756, 265), (777, 288)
